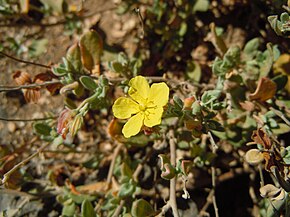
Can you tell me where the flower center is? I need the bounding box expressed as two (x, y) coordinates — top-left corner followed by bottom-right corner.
(139, 103), (147, 111)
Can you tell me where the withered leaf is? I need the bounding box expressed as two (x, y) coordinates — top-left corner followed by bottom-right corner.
(13, 71), (32, 85)
(249, 77), (277, 102)
(251, 128), (272, 149)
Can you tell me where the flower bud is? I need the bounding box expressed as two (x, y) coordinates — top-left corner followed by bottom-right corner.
(57, 109), (75, 139)
(70, 114), (83, 137)
(183, 96), (196, 110)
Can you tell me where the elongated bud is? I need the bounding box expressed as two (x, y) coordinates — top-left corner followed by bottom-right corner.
(70, 114), (83, 137)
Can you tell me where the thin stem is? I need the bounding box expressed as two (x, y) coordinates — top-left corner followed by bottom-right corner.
(0, 81), (61, 92)
(0, 116), (57, 122)
(208, 131), (219, 217)
(168, 129), (180, 217)
(0, 51), (51, 69)
(1, 142), (50, 185)
(106, 142), (123, 188)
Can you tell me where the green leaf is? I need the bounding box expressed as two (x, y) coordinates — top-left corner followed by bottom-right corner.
(40, 0), (65, 14)
(67, 43), (82, 73)
(110, 61), (124, 73)
(131, 199), (154, 217)
(52, 66), (68, 76)
(179, 22), (187, 36)
(79, 30), (103, 71)
(186, 61), (201, 82)
(81, 200), (96, 217)
(201, 90), (221, 105)
(79, 76), (98, 90)
(207, 120), (224, 131)
(173, 96), (184, 109)
(193, 0), (209, 12)
(272, 123), (290, 135)
(62, 201), (76, 217)
(118, 182), (136, 198)
(272, 74), (288, 91)
(243, 38), (260, 59)
(33, 123), (51, 136)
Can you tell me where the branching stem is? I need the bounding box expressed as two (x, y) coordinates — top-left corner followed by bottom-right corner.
(0, 142), (50, 186)
(208, 131), (219, 217)
(0, 51), (51, 69)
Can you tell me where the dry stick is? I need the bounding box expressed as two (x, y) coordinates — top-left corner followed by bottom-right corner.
(158, 130), (180, 217)
(198, 190), (214, 217)
(106, 142), (124, 188)
(0, 51), (51, 69)
(168, 129), (180, 217)
(0, 142), (50, 185)
(0, 80), (61, 92)
(208, 131), (219, 217)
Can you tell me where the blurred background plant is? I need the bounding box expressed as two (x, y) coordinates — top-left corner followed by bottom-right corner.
(1, 0), (290, 217)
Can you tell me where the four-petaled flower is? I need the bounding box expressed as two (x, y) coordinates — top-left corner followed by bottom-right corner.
(112, 76), (169, 138)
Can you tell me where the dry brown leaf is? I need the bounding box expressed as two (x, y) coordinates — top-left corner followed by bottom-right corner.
(249, 77), (277, 102)
(239, 101), (256, 112)
(13, 71), (31, 85)
(251, 128), (271, 149)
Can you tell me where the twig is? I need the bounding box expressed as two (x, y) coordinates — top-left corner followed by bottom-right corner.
(106, 142), (124, 188)
(0, 51), (51, 69)
(168, 129), (180, 217)
(270, 107), (290, 126)
(0, 142), (50, 185)
(158, 129), (180, 217)
(0, 116), (57, 122)
(112, 200), (125, 217)
(0, 80), (61, 92)
(198, 190), (214, 217)
(208, 131), (219, 217)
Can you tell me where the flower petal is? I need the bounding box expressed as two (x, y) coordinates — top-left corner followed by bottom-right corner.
(147, 82), (169, 107)
(122, 112), (144, 138)
(144, 107), (164, 127)
(113, 97), (139, 119)
(128, 76), (149, 104)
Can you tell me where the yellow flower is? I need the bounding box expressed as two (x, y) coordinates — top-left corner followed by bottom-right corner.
(112, 76), (169, 138)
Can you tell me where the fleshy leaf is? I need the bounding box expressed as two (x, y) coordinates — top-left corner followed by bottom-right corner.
(79, 76), (98, 90)
(131, 199), (154, 217)
(79, 30), (103, 71)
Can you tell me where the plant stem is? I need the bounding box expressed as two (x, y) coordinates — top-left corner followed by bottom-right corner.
(0, 51), (51, 69)
(106, 142), (123, 188)
(0, 80), (61, 92)
(168, 129), (180, 217)
(0, 142), (50, 185)
(208, 131), (219, 217)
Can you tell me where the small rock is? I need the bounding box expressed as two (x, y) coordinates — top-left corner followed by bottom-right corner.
(8, 122), (16, 133)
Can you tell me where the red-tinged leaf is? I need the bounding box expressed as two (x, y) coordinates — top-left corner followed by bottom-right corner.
(249, 77), (277, 102)
(79, 30), (103, 72)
